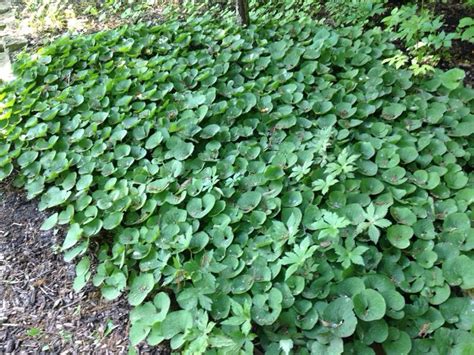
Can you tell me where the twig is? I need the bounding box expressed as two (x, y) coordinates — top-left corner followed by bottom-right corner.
(0, 280), (23, 284)
(37, 286), (56, 302)
(1, 323), (22, 327)
(58, 297), (85, 311)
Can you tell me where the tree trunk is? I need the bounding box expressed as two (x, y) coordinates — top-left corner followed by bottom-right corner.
(236, 0), (250, 26)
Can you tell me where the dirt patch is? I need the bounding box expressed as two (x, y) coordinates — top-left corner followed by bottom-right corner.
(0, 180), (167, 353)
(433, 0), (474, 85)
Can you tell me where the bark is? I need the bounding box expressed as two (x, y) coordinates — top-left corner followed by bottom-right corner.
(236, 0), (250, 26)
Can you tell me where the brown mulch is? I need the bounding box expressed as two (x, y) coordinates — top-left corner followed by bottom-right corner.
(0, 180), (167, 353)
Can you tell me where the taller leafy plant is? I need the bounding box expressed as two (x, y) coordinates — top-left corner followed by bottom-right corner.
(1, 2), (473, 354)
(381, 4), (457, 75)
(457, 17), (474, 43)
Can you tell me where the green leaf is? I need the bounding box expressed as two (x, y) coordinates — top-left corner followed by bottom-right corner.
(183, 93), (206, 109)
(41, 187), (71, 209)
(62, 223), (83, 250)
(443, 255), (474, 289)
(382, 166), (406, 185)
(114, 79), (132, 93)
(89, 84), (107, 99)
(252, 288), (283, 325)
(76, 174), (93, 191)
(322, 297), (357, 338)
(0, 164), (13, 180)
(129, 273), (155, 306)
(145, 131), (163, 150)
(73, 256), (91, 292)
(130, 320), (150, 346)
(103, 212), (123, 230)
(40, 213), (58, 230)
(153, 292), (171, 321)
(382, 328), (412, 355)
(159, 310), (193, 340)
(357, 319), (388, 344)
(382, 103), (406, 120)
(445, 170), (468, 190)
(269, 40), (288, 60)
(284, 47), (303, 69)
(186, 194), (216, 218)
(237, 191), (262, 212)
(116, 95), (133, 106)
(146, 178), (171, 193)
(443, 213), (471, 232)
(390, 206), (417, 226)
(311, 337), (343, 355)
(166, 137), (194, 160)
(59, 205), (75, 224)
(264, 165), (284, 180)
(17, 151), (38, 168)
(440, 68), (465, 90)
(353, 289), (387, 321)
(335, 102), (356, 118)
(387, 225), (413, 249)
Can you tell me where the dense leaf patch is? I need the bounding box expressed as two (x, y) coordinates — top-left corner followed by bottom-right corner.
(1, 6), (473, 354)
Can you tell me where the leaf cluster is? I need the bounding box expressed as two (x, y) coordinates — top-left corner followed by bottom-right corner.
(1, 3), (473, 354)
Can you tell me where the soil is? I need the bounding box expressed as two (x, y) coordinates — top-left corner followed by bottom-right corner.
(384, 0), (474, 86)
(0, 179), (168, 354)
(432, 0), (474, 85)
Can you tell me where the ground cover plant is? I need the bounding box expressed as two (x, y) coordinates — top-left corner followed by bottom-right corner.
(1, 2), (474, 354)
(315, 0), (473, 78)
